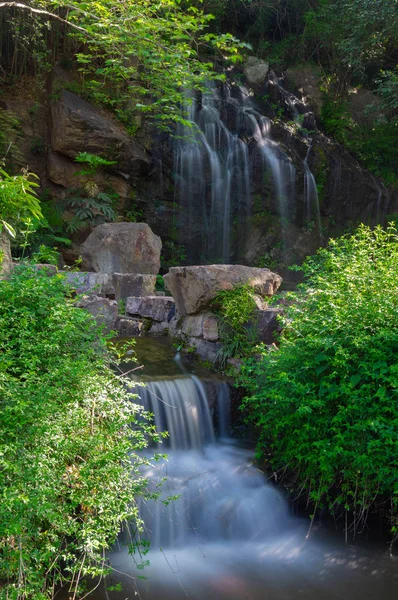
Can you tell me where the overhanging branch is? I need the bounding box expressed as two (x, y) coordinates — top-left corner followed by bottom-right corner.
(0, 2), (89, 34)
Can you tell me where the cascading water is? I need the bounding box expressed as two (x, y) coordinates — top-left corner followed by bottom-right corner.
(241, 104), (296, 225)
(174, 82), (297, 263)
(269, 71), (321, 232)
(135, 377), (288, 550)
(303, 141), (321, 232)
(174, 84), (251, 263)
(100, 374), (398, 599)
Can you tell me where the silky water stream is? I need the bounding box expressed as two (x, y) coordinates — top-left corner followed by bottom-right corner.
(93, 341), (398, 600)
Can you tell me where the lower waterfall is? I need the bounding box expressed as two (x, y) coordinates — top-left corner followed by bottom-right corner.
(98, 375), (398, 599)
(136, 377), (288, 549)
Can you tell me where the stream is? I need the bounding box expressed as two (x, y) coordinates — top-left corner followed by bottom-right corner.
(91, 339), (398, 599)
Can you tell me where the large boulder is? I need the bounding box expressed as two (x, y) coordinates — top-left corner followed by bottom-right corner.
(286, 66), (324, 117)
(81, 223), (162, 275)
(50, 90), (150, 174)
(244, 57), (269, 88)
(116, 316), (144, 337)
(188, 338), (222, 364)
(164, 265), (282, 316)
(256, 308), (283, 344)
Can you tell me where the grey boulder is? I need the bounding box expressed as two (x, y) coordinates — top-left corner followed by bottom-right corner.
(65, 272), (114, 296)
(164, 265), (282, 316)
(81, 222), (162, 275)
(180, 312), (219, 342)
(126, 296), (175, 322)
(116, 316), (144, 337)
(244, 57), (269, 88)
(76, 295), (118, 332)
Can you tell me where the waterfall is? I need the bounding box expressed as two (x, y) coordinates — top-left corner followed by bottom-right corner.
(267, 71), (322, 235)
(135, 376), (215, 450)
(133, 376), (288, 550)
(174, 82), (297, 263)
(174, 84), (251, 263)
(242, 106), (296, 225)
(100, 373), (398, 599)
(303, 142), (321, 232)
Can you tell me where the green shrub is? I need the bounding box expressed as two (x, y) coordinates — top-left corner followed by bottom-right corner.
(212, 285), (259, 367)
(0, 265), (162, 598)
(240, 225), (398, 533)
(0, 168), (42, 239)
(31, 244), (60, 265)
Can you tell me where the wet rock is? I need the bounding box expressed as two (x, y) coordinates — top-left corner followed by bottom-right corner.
(201, 380), (222, 410)
(76, 295), (118, 332)
(203, 314), (219, 342)
(286, 66), (324, 117)
(50, 90), (150, 174)
(187, 338), (222, 364)
(164, 265), (282, 316)
(113, 273), (156, 300)
(167, 313), (183, 338)
(180, 312), (219, 342)
(244, 57), (269, 88)
(302, 112), (317, 132)
(126, 295), (175, 322)
(256, 308), (283, 344)
(226, 357), (243, 374)
(81, 222), (162, 275)
(149, 321), (170, 335)
(116, 316), (144, 337)
(65, 271), (114, 296)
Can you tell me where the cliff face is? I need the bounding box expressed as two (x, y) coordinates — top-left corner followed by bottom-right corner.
(1, 64), (396, 274)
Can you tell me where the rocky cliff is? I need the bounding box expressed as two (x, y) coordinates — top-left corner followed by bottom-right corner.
(1, 62), (396, 277)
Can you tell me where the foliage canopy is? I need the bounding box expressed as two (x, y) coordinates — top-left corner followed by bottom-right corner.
(0, 1), (245, 126)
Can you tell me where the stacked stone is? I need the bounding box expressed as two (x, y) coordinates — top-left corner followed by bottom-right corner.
(71, 222), (162, 333)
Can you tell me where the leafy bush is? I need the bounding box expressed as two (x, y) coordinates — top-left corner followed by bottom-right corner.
(0, 265), (161, 598)
(31, 244), (60, 265)
(63, 153), (119, 230)
(240, 225), (398, 534)
(0, 168), (42, 238)
(0, 1), (245, 128)
(212, 285), (259, 367)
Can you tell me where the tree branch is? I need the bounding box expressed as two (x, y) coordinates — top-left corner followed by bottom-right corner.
(0, 2), (89, 34)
